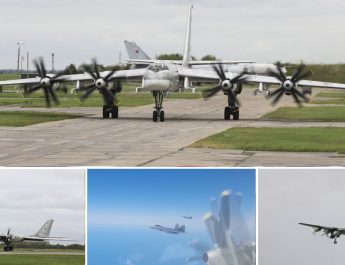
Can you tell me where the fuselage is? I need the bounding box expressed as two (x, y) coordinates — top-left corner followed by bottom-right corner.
(150, 225), (180, 234)
(142, 62), (179, 92)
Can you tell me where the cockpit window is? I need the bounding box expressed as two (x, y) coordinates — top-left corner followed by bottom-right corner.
(148, 62), (169, 72)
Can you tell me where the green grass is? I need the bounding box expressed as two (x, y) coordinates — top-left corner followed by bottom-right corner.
(0, 254), (84, 265)
(261, 107), (345, 121)
(0, 111), (83, 126)
(315, 92), (345, 98)
(310, 98), (345, 105)
(191, 127), (345, 153)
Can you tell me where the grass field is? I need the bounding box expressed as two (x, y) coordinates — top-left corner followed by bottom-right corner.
(190, 127), (345, 153)
(0, 111), (83, 126)
(315, 92), (345, 98)
(0, 254), (84, 265)
(261, 107), (345, 121)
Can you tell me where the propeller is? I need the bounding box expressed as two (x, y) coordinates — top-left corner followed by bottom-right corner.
(30, 57), (67, 107)
(202, 64), (247, 107)
(268, 64), (312, 106)
(79, 58), (119, 106)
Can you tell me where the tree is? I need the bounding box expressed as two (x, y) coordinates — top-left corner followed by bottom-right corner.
(201, 54), (217, 61)
(156, 53), (183, 60)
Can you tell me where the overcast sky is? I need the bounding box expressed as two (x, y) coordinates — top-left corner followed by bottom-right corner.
(1, 0), (345, 69)
(0, 168), (85, 245)
(259, 169), (345, 265)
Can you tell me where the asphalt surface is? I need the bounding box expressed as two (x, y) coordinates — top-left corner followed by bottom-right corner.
(0, 89), (344, 166)
(0, 251), (84, 255)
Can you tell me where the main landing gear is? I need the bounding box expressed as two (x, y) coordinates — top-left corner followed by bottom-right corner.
(224, 93), (240, 120)
(152, 91), (165, 122)
(4, 245), (14, 251)
(102, 104), (118, 119)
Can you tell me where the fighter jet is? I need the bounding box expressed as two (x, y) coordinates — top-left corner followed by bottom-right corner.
(0, 219), (70, 251)
(183, 216), (193, 220)
(299, 222), (345, 244)
(150, 224), (186, 234)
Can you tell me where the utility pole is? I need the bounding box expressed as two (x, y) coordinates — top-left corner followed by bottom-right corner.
(118, 48), (123, 65)
(26, 52), (29, 78)
(16, 42), (25, 73)
(52, 53), (55, 72)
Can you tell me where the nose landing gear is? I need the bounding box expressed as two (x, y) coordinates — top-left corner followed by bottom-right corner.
(103, 104), (118, 119)
(152, 91), (165, 122)
(224, 92), (240, 120)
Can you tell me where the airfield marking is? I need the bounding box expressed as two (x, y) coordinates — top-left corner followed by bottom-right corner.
(0, 89), (343, 166)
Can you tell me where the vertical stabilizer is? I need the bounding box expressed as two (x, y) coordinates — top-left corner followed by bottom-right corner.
(124, 40), (151, 60)
(182, 4), (193, 67)
(34, 219), (53, 237)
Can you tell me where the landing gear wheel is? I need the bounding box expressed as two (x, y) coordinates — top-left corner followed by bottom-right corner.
(102, 105), (110, 118)
(224, 107), (230, 120)
(4, 246), (8, 252)
(233, 107), (239, 120)
(153, 111), (158, 122)
(111, 106), (118, 119)
(160, 111), (165, 122)
(9, 246), (13, 251)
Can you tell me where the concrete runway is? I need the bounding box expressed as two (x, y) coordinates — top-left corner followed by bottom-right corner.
(0, 89), (344, 166)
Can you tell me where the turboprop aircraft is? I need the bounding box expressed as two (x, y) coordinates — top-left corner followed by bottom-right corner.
(0, 219), (70, 251)
(1, 5), (345, 122)
(149, 224), (186, 234)
(299, 222), (345, 244)
(187, 190), (255, 265)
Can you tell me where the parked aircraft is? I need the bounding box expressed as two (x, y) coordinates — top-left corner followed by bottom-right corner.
(1, 5), (345, 121)
(187, 190), (255, 265)
(299, 222), (345, 244)
(0, 219), (70, 251)
(149, 224), (186, 234)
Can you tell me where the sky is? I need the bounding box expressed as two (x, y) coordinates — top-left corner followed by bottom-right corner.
(88, 168), (256, 265)
(1, 0), (345, 70)
(259, 168), (345, 265)
(0, 168), (85, 245)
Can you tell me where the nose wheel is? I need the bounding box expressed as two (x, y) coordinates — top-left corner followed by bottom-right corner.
(224, 93), (240, 120)
(4, 246), (14, 251)
(103, 105), (118, 119)
(152, 91), (165, 122)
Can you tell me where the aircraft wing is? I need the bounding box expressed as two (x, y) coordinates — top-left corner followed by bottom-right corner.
(299, 223), (345, 232)
(189, 60), (255, 65)
(23, 236), (72, 241)
(178, 67), (345, 90)
(0, 77), (41, 86)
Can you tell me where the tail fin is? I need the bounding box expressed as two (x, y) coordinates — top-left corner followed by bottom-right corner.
(124, 40), (151, 60)
(179, 225), (186, 233)
(182, 4), (193, 67)
(35, 219), (53, 237)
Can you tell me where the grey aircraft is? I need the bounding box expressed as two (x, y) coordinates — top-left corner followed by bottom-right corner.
(299, 222), (345, 244)
(1, 5), (345, 122)
(0, 219), (70, 251)
(150, 224), (186, 234)
(183, 216), (193, 220)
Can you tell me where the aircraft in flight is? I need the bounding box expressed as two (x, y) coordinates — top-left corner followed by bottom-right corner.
(187, 190), (255, 265)
(299, 222), (345, 244)
(183, 216), (193, 220)
(149, 224), (186, 234)
(0, 219), (70, 251)
(1, 5), (345, 122)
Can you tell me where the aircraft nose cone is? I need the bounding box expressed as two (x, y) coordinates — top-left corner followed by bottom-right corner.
(203, 253), (209, 262)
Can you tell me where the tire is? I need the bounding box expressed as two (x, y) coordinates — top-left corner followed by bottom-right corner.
(103, 105), (110, 119)
(160, 111), (165, 122)
(224, 107), (230, 120)
(153, 111), (158, 122)
(233, 108), (239, 120)
(9, 246), (13, 251)
(4, 246), (8, 252)
(111, 106), (118, 119)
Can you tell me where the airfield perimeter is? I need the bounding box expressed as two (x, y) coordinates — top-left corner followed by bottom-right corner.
(0, 88), (344, 166)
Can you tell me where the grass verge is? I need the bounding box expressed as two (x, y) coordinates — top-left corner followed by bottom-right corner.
(0, 111), (83, 126)
(0, 254), (84, 265)
(261, 107), (345, 121)
(190, 127), (345, 153)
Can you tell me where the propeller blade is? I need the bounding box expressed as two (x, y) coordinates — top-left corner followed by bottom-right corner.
(101, 87), (114, 105)
(292, 87), (309, 102)
(78, 83), (95, 92)
(202, 85), (222, 99)
(212, 64), (225, 80)
(277, 64), (287, 81)
(290, 64), (305, 83)
(231, 72), (246, 84)
(81, 85), (97, 101)
(268, 69), (286, 83)
(39, 57), (47, 77)
(7, 228), (10, 235)
(33, 59), (42, 78)
(51, 71), (67, 81)
(269, 86), (285, 97)
(82, 64), (98, 80)
(48, 87), (59, 105)
(92, 58), (100, 79)
(43, 87), (51, 107)
(294, 69), (313, 83)
(29, 85), (41, 93)
(103, 69), (117, 82)
(271, 89), (286, 106)
(291, 90), (303, 107)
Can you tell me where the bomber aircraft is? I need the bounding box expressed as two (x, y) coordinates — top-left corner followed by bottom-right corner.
(149, 224), (186, 234)
(299, 222), (345, 244)
(0, 219), (70, 251)
(1, 5), (345, 122)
